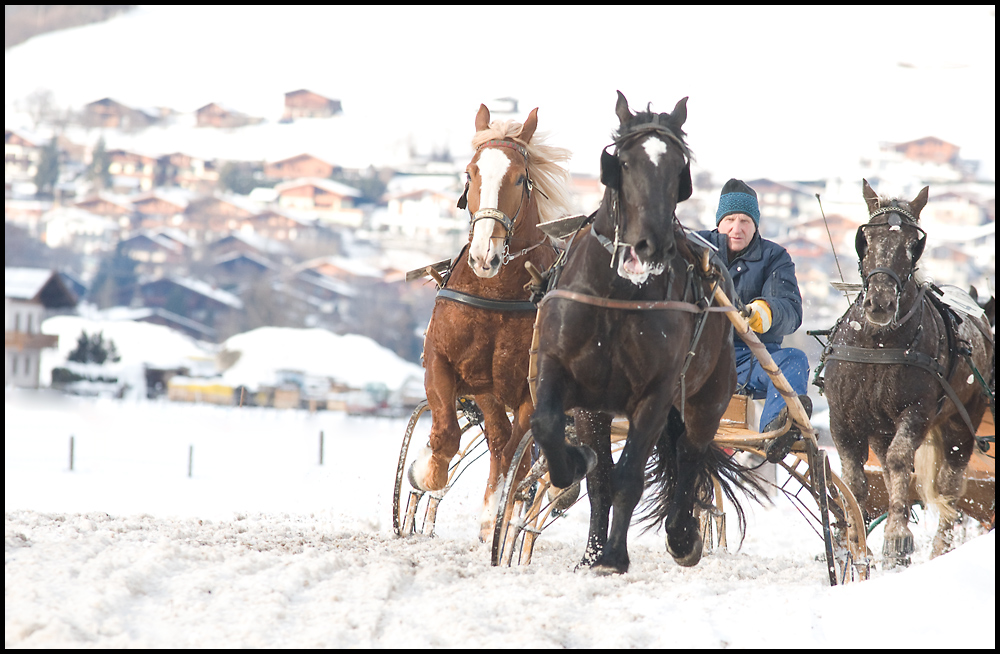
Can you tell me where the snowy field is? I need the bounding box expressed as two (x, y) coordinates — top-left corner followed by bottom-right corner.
(5, 389), (994, 648)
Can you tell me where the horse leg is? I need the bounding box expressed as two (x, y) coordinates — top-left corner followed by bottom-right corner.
(882, 409), (929, 567)
(592, 400), (668, 575)
(575, 409), (613, 567)
(409, 361), (461, 492)
(830, 413), (873, 523)
(531, 355), (595, 489)
(927, 418), (974, 558)
(476, 394), (512, 542)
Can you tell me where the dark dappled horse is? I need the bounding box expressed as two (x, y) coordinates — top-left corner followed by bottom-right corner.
(409, 104), (572, 540)
(531, 92), (763, 574)
(824, 180), (994, 566)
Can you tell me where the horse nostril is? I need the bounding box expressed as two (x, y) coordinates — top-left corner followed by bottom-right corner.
(635, 239), (652, 257)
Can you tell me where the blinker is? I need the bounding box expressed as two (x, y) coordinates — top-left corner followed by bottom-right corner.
(601, 148), (621, 190)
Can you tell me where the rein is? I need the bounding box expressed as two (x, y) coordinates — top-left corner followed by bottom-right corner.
(538, 289), (734, 314)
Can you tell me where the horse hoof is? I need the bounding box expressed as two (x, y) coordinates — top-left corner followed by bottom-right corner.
(407, 447), (449, 492)
(550, 445), (597, 490)
(547, 481), (580, 511)
(591, 553), (629, 575)
(882, 533), (914, 568)
(666, 520), (704, 567)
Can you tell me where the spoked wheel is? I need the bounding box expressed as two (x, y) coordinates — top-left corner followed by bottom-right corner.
(774, 445), (870, 585)
(491, 428), (585, 567)
(392, 397), (488, 537)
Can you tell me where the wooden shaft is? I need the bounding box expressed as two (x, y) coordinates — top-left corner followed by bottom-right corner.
(710, 285), (817, 445)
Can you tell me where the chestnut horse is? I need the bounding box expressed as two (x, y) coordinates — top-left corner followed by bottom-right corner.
(409, 104), (572, 540)
(530, 92), (762, 574)
(823, 180), (994, 566)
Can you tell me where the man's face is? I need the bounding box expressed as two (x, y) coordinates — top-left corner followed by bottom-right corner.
(718, 213), (756, 254)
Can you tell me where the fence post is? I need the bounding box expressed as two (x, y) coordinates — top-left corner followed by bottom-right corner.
(319, 430), (324, 465)
(69, 435), (74, 471)
(188, 445), (193, 478)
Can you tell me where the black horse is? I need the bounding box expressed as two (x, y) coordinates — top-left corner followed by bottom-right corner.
(530, 92), (763, 574)
(823, 180), (994, 567)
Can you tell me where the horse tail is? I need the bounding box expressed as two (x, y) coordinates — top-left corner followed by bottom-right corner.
(639, 408), (767, 544)
(914, 426), (965, 525)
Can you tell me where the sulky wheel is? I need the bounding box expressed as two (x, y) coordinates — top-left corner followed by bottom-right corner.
(821, 457), (871, 584)
(491, 428), (584, 566)
(392, 397), (488, 538)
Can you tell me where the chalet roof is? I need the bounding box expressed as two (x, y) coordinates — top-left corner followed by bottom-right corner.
(892, 136), (958, 150)
(145, 276), (243, 310)
(5, 128), (40, 148)
(274, 177), (361, 198)
(293, 270), (357, 298)
(270, 153), (333, 167)
(154, 227), (196, 249)
(294, 255), (384, 280)
(42, 206), (121, 232)
(285, 89), (335, 100)
(107, 148), (158, 163)
(4, 267), (78, 307)
(212, 250), (278, 271)
(196, 102), (253, 118)
(745, 178), (813, 197)
(132, 188), (193, 211)
(120, 232), (185, 254)
(74, 192), (133, 212)
(209, 231), (290, 256)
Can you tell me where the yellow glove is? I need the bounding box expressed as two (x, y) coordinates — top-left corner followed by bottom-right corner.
(746, 300), (772, 334)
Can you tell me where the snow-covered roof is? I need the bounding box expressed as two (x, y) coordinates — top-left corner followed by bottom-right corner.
(274, 177), (361, 198)
(4, 267), (78, 307)
(152, 276), (244, 310)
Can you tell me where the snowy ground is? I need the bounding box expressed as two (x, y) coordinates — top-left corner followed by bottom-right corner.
(5, 390), (995, 648)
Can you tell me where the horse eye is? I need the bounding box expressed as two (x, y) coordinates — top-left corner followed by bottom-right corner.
(516, 175), (525, 185)
(621, 161), (629, 170)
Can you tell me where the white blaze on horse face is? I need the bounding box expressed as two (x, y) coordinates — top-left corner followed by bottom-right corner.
(468, 149), (512, 277)
(642, 136), (667, 167)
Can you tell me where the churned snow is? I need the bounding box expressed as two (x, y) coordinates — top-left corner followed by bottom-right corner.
(5, 390), (994, 648)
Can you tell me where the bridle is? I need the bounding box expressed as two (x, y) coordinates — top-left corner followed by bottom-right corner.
(594, 122), (691, 267)
(457, 138), (543, 264)
(855, 204), (928, 325)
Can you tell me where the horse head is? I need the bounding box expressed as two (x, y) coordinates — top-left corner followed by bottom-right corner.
(856, 179), (929, 326)
(462, 105), (539, 278)
(595, 91), (692, 285)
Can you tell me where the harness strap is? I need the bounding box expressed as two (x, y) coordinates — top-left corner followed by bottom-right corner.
(825, 344), (981, 437)
(436, 288), (537, 312)
(538, 289), (736, 313)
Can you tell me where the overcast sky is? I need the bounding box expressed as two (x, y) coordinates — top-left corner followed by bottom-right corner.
(5, 6), (995, 181)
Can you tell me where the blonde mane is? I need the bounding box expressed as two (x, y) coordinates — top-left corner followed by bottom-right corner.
(470, 118), (573, 224)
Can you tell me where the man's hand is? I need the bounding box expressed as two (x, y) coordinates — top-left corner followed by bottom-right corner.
(746, 300), (772, 333)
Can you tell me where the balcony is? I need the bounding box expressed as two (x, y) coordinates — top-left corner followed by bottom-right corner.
(4, 331), (58, 350)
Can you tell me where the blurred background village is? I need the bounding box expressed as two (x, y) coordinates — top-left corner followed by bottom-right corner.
(5, 6), (995, 414)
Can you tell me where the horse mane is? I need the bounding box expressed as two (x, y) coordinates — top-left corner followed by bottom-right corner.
(471, 119), (574, 223)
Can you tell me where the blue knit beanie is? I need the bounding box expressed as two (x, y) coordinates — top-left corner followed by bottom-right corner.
(716, 178), (760, 227)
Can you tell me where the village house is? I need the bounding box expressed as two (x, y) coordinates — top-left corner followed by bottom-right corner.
(747, 178), (816, 238)
(82, 98), (159, 130)
(922, 191), (986, 229)
(118, 231), (188, 278)
(5, 129), (41, 184)
(131, 189), (191, 231)
(195, 103), (262, 129)
(5, 267), (78, 388)
(274, 178), (363, 227)
(892, 136), (960, 166)
(157, 152), (218, 192)
(207, 232), (290, 264)
(74, 192), (133, 218)
(138, 276), (242, 339)
(264, 153), (337, 180)
(107, 149), (157, 194)
(244, 207), (316, 242)
(42, 206), (120, 256)
(281, 90), (342, 121)
(182, 193), (259, 243)
(380, 188), (465, 238)
(210, 250), (278, 293)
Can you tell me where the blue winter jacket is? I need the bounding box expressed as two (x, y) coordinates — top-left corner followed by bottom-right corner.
(697, 230), (803, 346)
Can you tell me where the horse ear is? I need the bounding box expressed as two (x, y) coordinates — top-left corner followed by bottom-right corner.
(910, 186), (929, 217)
(517, 108), (538, 144)
(677, 161), (692, 202)
(476, 104), (491, 132)
(862, 179), (880, 215)
(615, 90), (632, 127)
(670, 96), (689, 129)
(855, 226), (868, 259)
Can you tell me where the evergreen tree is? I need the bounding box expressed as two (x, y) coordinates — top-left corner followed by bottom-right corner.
(34, 137), (60, 198)
(87, 137), (112, 190)
(68, 330), (91, 363)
